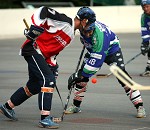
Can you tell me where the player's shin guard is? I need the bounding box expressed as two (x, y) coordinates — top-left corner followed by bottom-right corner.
(10, 87), (32, 106)
(73, 82), (87, 107)
(38, 87), (54, 115)
(124, 86), (143, 109)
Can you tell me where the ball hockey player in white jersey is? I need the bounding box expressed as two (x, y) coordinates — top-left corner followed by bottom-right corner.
(0, 6), (96, 129)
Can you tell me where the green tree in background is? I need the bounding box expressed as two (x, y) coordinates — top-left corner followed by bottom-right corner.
(0, 0), (141, 9)
(94, 0), (141, 6)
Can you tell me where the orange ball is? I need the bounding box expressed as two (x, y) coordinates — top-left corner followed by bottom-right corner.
(91, 78), (97, 84)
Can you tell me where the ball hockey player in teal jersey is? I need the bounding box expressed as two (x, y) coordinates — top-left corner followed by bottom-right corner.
(65, 7), (146, 118)
(140, 0), (150, 76)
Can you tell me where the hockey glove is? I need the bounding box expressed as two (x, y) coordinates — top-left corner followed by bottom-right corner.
(68, 71), (89, 90)
(24, 25), (44, 41)
(141, 42), (149, 56)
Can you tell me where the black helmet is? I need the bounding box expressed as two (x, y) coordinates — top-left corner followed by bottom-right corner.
(76, 7), (96, 24)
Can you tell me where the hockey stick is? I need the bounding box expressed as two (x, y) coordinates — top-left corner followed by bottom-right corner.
(61, 46), (86, 121)
(110, 64), (150, 90)
(124, 52), (142, 65)
(23, 18), (29, 30)
(96, 52), (142, 78)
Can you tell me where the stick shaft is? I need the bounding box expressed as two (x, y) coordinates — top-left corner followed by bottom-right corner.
(75, 46), (85, 72)
(61, 88), (72, 120)
(125, 52), (142, 65)
(23, 18), (29, 30)
(61, 46), (85, 120)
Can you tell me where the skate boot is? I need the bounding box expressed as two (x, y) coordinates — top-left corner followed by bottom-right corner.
(137, 106), (146, 118)
(39, 116), (59, 129)
(140, 67), (150, 77)
(65, 104), (81, 114)
(0, 104), (18, 121)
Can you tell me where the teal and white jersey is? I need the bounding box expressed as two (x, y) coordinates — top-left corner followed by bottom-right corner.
(80, 21), (120, 77)
(141, 13), (150, 43)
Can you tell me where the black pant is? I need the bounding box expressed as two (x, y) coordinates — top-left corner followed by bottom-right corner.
(105, 49), (131, 87)
(24, 54), (55, 93)
(24, 54), (56, 111)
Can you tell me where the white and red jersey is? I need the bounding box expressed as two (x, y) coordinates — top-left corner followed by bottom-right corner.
(20, 6), (75, 66)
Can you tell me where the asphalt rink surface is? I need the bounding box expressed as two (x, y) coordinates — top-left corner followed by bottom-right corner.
(0, 33), (150, 130)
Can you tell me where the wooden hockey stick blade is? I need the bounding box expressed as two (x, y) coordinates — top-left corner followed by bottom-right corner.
(110, 64), (150, 90)
(23, 18), (29, 30)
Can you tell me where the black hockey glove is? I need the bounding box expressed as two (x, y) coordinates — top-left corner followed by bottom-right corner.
(141, 42), (149, 56)
(68, 70), (89, 90)
(24, 25), (44, 41)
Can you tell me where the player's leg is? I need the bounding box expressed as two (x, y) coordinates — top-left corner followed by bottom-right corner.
(140, 50), (150, 77)
(0, 80), (39, 121)
(65, 81), (88, 114)
(0, 54), (59, 127)
(65, 53), (90, 114)
(0, 55), (39, 121)
(105, 49), (146, 118)
(26, 54), (59, 128)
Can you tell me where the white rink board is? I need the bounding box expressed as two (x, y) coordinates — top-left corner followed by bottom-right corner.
(0, 6), (143, 38)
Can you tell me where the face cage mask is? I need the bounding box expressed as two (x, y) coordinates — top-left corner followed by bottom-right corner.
(80, 22), (95, 37)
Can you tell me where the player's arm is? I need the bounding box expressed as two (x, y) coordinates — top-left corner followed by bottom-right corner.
(67, 51), (106, 90)
(82, 51), (106, 78)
